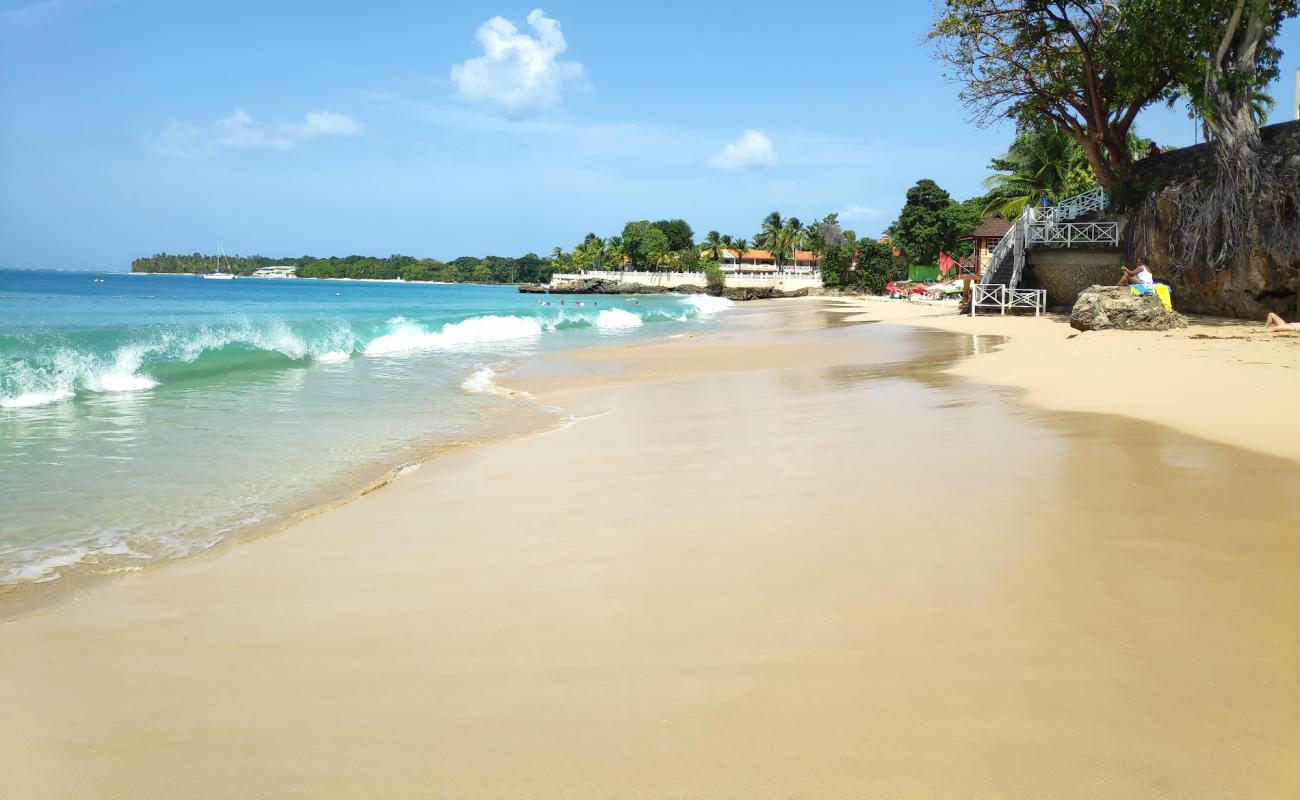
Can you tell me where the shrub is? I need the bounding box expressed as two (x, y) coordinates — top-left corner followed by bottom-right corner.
(703, 263), (726, 295)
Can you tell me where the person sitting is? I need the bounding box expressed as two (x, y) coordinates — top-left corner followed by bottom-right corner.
(1118, 260), (1154, 288)
(1261, 312), (1300, 332)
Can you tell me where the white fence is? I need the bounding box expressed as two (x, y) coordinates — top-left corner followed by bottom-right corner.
(1026, 221), (1119, 247)
(971, 284), (1046, 316)
(552, 269), (823, 290)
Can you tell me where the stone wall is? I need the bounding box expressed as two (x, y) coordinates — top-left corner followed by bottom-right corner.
(1121, 120), (1300, 320)
(1028, 248), (1124, 308)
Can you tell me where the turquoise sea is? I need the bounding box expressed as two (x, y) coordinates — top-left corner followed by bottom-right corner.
(0, 271), (731, 589)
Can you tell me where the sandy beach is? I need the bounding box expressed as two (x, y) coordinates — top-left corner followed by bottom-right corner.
(3, 298), (1300, 798)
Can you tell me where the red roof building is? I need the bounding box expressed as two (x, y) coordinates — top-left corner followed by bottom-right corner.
(960, 214), (1013, 276)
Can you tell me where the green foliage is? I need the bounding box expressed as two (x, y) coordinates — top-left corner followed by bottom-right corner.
(815, 222), (850, 288)
(621, 221), (671, 268)
(929, 1), (1209, 190)
(699, 230), (726, 262)
(133, 252), (551, 285)
(703, 263), (725, 294)
(890, 179), (981, 267)
(650, 219), (695, 251)
(852, 239), (905, 294)
(984, 127), (1092, 218)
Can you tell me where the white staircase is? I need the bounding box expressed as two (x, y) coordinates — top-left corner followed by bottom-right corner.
(972, 188), (1118, 316)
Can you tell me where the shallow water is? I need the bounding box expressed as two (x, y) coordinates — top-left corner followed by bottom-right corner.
(0, 270), (729, 588)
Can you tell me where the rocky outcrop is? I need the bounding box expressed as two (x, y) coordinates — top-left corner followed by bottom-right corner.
(722, 286), (809, 301)
(1123, 120), (1300, 320)
(518, 279), (706, 295)
(1069, 285), (1188, 332)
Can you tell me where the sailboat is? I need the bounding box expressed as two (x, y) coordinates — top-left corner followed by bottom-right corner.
(202, 242), (236, 280)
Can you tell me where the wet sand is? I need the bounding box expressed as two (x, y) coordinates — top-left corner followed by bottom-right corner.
(3, 301), (1299, 798)
(839, 296), (1300, 462)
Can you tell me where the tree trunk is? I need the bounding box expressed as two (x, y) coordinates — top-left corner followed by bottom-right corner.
(1203, 0), (1266, 167)
(1071, 130), (1124, 194)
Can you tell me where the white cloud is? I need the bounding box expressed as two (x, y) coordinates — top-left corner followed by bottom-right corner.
(707, 129), (776, 169)
(148, 109), (363, 159)
(840, 204), (883, 221)
(449, 9), (586, 114)
(291, 111), (365, 139)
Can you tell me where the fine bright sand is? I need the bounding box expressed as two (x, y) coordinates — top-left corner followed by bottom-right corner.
(2, 299), (1299, 798)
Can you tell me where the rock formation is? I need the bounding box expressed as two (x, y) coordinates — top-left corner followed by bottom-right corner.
(1123, 120), (1300, 320)
(1069, 286), (1188, 332)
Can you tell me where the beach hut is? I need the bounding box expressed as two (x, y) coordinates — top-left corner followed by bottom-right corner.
(960, 214), (1013, 278)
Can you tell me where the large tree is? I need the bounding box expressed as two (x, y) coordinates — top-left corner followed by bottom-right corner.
(650, 219), (695, 252)
(1193, 0), (1296, 161)
(621, 221), (671, 269)
(890, 180), (978, 266)
(1134, 0), (1299, 273)
(930, 1), (1196, 192)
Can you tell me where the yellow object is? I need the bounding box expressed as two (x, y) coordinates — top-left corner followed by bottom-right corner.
(1131, 284), (1173, 312)
(1154, 284), (1172, 312)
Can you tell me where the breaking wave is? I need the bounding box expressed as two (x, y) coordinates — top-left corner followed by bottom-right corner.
(595, 308), (644, 329)
(682, 295), (734, 314)
(2, 299), (729, 409)
(364, 315), (543, 356)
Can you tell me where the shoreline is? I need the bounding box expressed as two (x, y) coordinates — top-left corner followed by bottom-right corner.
(832, 296), (1300, 463)
(7, 294), (1297, 616)
(3, 299), (1299, 797)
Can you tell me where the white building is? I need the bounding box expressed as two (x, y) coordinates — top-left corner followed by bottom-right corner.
(251, 265), (297, 278)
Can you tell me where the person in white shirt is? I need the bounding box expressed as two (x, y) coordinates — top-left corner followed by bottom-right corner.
(1118, 259), (1154, 287)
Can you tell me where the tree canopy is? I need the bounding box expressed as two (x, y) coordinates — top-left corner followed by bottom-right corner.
(131, 252), (554, 285)
(931, 1), (1201, 192)
(650, 219), (695, 252)
(888, 180), (983, 267)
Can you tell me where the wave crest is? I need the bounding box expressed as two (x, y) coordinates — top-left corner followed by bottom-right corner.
(682, 295), (734, 314)
(364, 315), (543, 356)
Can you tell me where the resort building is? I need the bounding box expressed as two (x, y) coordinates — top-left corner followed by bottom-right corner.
(720, 249), (818, 274)
(251, 265), (298, 278)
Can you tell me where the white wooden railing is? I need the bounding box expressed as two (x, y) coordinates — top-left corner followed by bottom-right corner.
(980, 188), (1118, 291)
(1026, 221), (1120, 247)
(970, 285), (1046, 316)
(1036, 187), (1108, 224)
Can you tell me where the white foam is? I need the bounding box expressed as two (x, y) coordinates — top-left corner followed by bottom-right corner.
(364, 315), (543, 356)
(0, 388), (75, 408)
(4, 547), (91, 584)
(682, 295), (734, 314)
(85, 348), (159, 394)
(460, 366), (531, 398)
(315, 350), (351, 364)
(595, 308), (644, 329)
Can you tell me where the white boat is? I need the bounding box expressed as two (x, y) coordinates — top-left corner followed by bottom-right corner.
(202, 242), (236, 280)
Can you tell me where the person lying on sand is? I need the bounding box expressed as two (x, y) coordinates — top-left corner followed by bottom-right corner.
(1260, 313), (1300, 332)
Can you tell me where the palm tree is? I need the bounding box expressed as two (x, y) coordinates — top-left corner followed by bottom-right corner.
(699, 230), (725, 262)
(756, 211), (784, 249)
(731, 237), (749, 271)
(772, 217), (804, 265)
(605, 236), (624, 271)
(983, 128), (1082, 219)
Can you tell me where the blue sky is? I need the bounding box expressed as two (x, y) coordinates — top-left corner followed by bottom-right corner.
(1, 0), (1297, 270)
